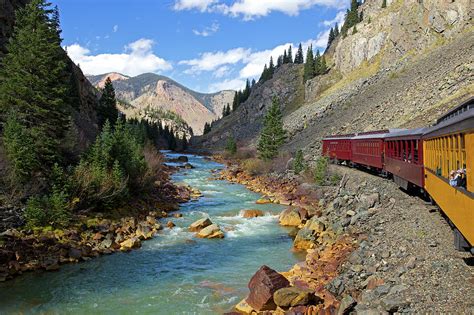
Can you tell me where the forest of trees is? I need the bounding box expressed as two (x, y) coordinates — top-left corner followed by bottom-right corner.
(0, 0), (185, 228)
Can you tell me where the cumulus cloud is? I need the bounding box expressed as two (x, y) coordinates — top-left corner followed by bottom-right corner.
(174, 0), (346, 19)
(208, 78), (247, 92)
(193, 22), (220, 37)
(179, 47), (251, 73)
(214, 66), (231, 78)
(65, 38), (172, 76)
(173, 0), (218, 12)
(221, 0), (346, 20)
(323, 10), (345, 27)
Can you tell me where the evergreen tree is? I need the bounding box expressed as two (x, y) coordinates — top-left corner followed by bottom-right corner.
(341, 0), (360, 35)
(0, 0), (72, 176)
(320, 56), (328, 75)
(327, 27), (335, 49)
(259, 64), (269, 83)
(203, 122), (211, 135)
(314, 50), (322, 75)
(293, 150), (305, 175)
(303, 45), (315, 82)
(257, 98), (287, 160)
(282, 50), (288, 64)
(352, 25), (358, 34)
(294, 43), (304, 64)
(98, 77), (119, 129)
(225, 137), (237, 155)
(269, 56), (275, 75)
(251, 79), (256, 88)
(287, 45), (293, 63)
(232, 91), (239, 111)
(382, 0), (387, 8)
(334, 23), (340, 37)
(225, 103), (231, 116)
(243, 79), (251, 101)
(277, 55), (283, 67)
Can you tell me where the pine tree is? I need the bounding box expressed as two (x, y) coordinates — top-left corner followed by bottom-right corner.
(293, 150), (305, 175)
(232, 91), (239, 111)
(303, 45), (315, 82)
(203, 122), (211, 134)
(327, 27), (335, 49)
(98, 77), (119, 129)
(295, 43), (304, 64)
(314, 50), (321, 75)
(259, 64), (269, 83)
(251, 79), (256, 87)
(334, 23), (340, 37)
(283, 50), (288, 64)
(382, 0), (387, 8)
(341, 0), (360, 36)
(269, 56), (275, 75)
(257, 98), (287, 160)
(225, 103), (231, 116)
(0, 0), (72, 176)
(287, 45), (293, 63)
(320, 56), (327, 74)
(277, 55), (283, 67)
(352, 25), (358, 34)
(225, 137), (237, 155)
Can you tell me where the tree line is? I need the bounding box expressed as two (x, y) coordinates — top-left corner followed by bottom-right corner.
(0, 0), (183, 228)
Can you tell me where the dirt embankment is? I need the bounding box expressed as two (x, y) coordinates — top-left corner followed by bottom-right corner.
(220, 159), (474, 314)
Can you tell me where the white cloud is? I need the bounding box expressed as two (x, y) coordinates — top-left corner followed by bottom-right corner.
(179, 47), (251, 73)
(65, 38), (172, 76)
(174, 0), (346, 20)
(323, 10), (345, 27)
(208, 78), (246, 92)
(214, 66), (231, 78)
(113, 25), (119, 32)
(174, 0), (218, 12)
(192, 22), (220, 37)
(221, 0), (346, 20)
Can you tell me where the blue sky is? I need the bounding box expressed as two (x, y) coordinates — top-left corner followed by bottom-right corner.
(55, 0), (348, 93)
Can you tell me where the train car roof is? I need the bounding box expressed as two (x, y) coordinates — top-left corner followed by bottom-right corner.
(435, 97), (474, 124)
(351, 129), (405, 140)
(384, 127), (427, 139)
(322, 133), (355, 140)
(423, 106), (474, 138)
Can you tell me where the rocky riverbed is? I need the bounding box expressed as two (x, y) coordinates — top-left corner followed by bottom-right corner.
(219, 160), (474, 314)
(0, 165), (199, 283)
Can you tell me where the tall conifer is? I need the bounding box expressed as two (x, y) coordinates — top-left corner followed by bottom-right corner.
(98, 77), (119, 129)
(257, 98), (287, 160)
(0, 0), (72, 175)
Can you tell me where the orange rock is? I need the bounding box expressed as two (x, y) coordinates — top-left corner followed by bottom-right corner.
(241, 209), (265, 218)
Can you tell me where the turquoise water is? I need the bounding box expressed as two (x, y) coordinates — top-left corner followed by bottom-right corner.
(0, 153), (300, 314)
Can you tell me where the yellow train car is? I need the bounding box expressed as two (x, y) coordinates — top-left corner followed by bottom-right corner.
(423, 98), (474, 252)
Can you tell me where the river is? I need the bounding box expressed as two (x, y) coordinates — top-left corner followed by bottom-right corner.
(0, 153), (300, 314)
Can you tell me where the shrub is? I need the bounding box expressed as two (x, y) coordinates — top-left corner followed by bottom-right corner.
(24, 188), (70, 228)
(225, 137), (237, 155)
(314, 157), (329, 185)
(330, 173), (342, 186)
(293, 150), (305, 174)
(242, 158), (271, 176)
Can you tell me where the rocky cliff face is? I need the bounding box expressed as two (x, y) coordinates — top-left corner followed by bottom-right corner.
(196, 63), (304, 148)
(333, 0), (472, 74)
(88, 73), (235, 135)
(0, 0), (100, 150)
(197, 0), (473, 157)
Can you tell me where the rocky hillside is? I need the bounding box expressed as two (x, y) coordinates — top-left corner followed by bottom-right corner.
(88, 73), (235, 135)
(196, 0), (473, 156)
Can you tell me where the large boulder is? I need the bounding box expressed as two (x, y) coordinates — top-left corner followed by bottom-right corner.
(304, 217), (326, 234)
(246, 265), (290, 311)
(196, 224), (224, 239)
(293, 228), (317, 250)
(189, 218), (212, 232)
(274, 287), (320, 308)
(241, 209), (265, 218)
(279, 207), (303, 227)
(359, 193), (379, 209)
(119, 237), (141, 251)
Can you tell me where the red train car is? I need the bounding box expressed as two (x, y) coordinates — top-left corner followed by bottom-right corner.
(351, 130), (390, 170)
(322, 134), (355, 162)
(384, 128), (426, 190)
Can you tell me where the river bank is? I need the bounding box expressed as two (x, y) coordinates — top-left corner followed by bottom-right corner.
(0, 161), (198, 283)
(0, 153), (300, 313)
(216, 155), (474, 314)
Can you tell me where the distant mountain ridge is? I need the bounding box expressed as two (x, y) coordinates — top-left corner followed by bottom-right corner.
(87, 72), (235, 135)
